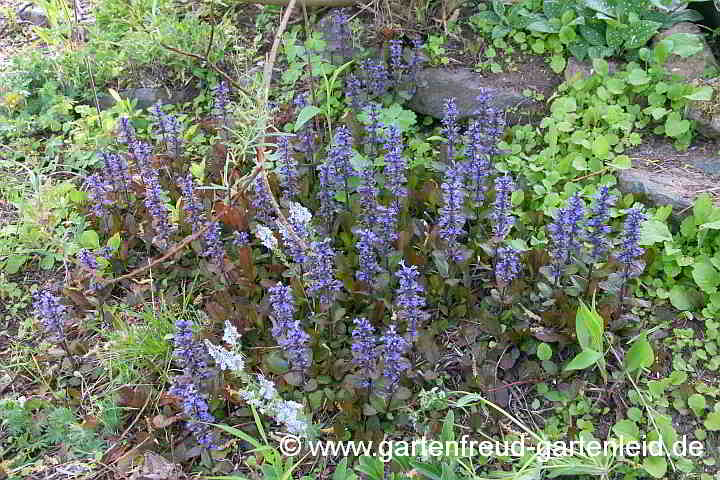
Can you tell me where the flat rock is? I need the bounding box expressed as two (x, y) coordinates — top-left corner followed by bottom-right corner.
(619, 137), (720, 218)
(408, 58), (561, 123)
(96, 87), (199, 111)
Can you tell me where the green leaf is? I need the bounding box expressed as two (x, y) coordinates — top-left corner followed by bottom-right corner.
(511, 190), (524, 207)
(527, 19), (559, 33)
(550, 55), (566, 74)
(627, 68), (650, 86)
(639, 219), (672, 245)
(705, 411), (720, 430)
(688, 394), (706, 415)
(700, 220), (720, 230)
(264, 351), (290, 374)
(576, 301), (603, 352)
(664, 111), (690, 138)
(591, 135), (610, 158)
(356, 456), (384, 480)
(4, 255), (28, 274)
(592, 58), (609, 76)
(564, 349), (602, 371)
(643, 456), (667, 478)
(684, 86), (713, 101)
(623, 20), (662, 49)
(669, 285), (702, 311)
(537, 343), (552, 361)
(665, 32), (704, 57)
(294, 106), (322, 132)
(625, 335), (654, 372)
(693, 259), (720, 293)
(79, 230), (100, 249)
(694, 193), (714, 224)
(610, 155), (631, 169)
(612, 419), (640, 441)
(440, 410), (455, 443)
(107, 233), (122, 250)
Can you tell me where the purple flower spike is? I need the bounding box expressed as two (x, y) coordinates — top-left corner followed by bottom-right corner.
(492, 175), (515, 241)
(172, 319), (213, 379)
(86, 173), (113, 218)
(252, 176), (276, 225)
(380, 324), (410, 395)
(278, 320), (312, 373)
(169, 379), (218, 449)
(463, 120), (492, 205)
(203, 221), (224, 266)
(617, 205), (647, 280)
(389, 39), (405, 77)
(306, 238), (343, 306)
(375, 204), (398, 256)
(269, 283), (296, 338)
(232, 231), (250, 247)
(268, 284), (310, 372)
(100, 152), (129, 195)
(586, 186), (616, 262)
(358, 162), (379, 229)
(178, 175), (205, 232)
(330, 126), (355, 193)
(346, 73), (367, 111)
(438, 162), (467, 262)
(383, 125), (407, 206)
(76, 249), (98, 271)
(318, 126), (354, 216)
(395, 261), (427, 339)
(33, 290), (67, 339)
(141, 168), (174, 247)
(442, 98), (460, 162)
(117, 117), (136, 145)
(362, 59), (391, 97)
(212, 81), (230, 129)
(363, 102), (384, 154)
(276, 135), (299, 200)
(548, 193), (586, 281)
(495, 246), (521, 286)
(351, 317), (378, 387)
(355, 228), (383, 285)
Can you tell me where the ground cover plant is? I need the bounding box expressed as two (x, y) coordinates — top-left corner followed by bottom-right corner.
(5, 0), (720, 479)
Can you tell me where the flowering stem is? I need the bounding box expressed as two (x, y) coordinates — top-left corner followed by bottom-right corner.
(584, 264), (595, 299)
(617, 263), (630, 319)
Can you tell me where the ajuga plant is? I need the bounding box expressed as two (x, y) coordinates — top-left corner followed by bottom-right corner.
(57, 37), (659, 452)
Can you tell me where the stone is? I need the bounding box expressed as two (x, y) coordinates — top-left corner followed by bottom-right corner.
(618, 138), (720, 218)
(408, 60), (561, 123)
(617, 168), (697, 215)
(652, 22), (719, 81)
(96, 87), (199, 111)
(564, 57), (623, 83)
(17, 5), (49, 27)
